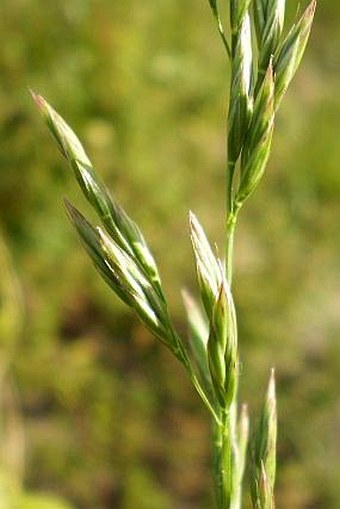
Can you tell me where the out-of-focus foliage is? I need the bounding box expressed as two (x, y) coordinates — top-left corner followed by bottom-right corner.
(0, 234), (73, 508)
(0, 0), (339, 507)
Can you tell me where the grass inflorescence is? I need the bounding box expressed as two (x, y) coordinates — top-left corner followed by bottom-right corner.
(32, 1), (316, 507)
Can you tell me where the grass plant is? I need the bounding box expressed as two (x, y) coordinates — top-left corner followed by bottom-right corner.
(32, 0), (316, 507)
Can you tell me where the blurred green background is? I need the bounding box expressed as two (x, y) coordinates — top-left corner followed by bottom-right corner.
(0, 0), (339, 507)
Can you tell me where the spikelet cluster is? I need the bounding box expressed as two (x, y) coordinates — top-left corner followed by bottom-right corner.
(32, 2), (316, 507)
(226, 0), (316, 210)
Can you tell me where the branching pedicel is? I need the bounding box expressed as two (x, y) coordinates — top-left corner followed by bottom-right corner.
(32, 0), (316, 507)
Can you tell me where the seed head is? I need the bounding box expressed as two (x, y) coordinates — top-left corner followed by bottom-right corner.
(274, 0), (316, 109)
(31, 92), (164, 297)
(189, 211), (222, 318)
(228, 10), (253, 166)
(182, 289), (211, 387)
(207, 278), (238, 408)
(236, 61), (275, 207)
(254, 0), (286, 91)
(251, 369), (277, 509)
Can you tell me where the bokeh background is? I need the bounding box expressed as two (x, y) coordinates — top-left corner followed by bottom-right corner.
(0, 0), (339, 507)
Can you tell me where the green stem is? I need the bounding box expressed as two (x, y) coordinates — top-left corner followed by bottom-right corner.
(226, 213), (236, 285)
(227, 161), (236, 216)
(190, 369), (221, 425)
(214, 406), (244, 509)
(171, 331), (221, 425)
(225, 159), (241, 285)
(213, 410), (232, 508)
(209, 3), (231, 58)
(216, 16), (231, 58)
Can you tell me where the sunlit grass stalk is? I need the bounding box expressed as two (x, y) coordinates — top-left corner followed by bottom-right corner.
(213, 1), (315, 507)
(32, 0), (316, 507)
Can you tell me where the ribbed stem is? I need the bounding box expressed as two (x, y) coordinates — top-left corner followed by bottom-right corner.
(226, 213), (237, 286)
(213, 411), (232, 508)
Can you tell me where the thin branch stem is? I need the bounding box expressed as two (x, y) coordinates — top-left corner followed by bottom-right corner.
(216, 17), (231, 58)
(209, 3), (231, 58)
(225, 160), (240, 286)
(213, 410), (233, 508)
(227, 161), (236, 216)
(190, 370), (221, 425)
(226, 215), (236, 286)
(172, 331), (221, 425)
